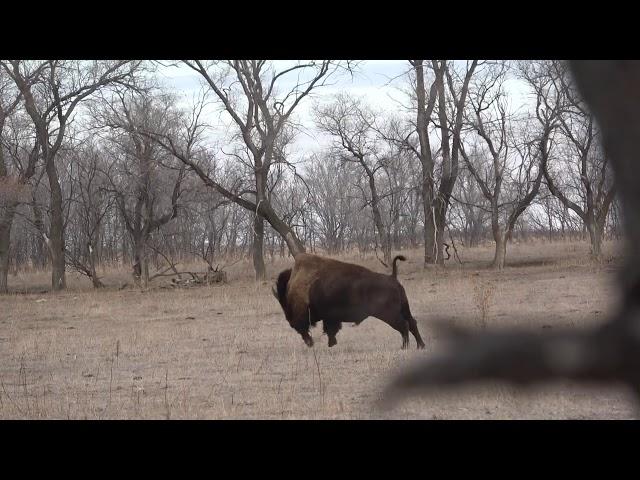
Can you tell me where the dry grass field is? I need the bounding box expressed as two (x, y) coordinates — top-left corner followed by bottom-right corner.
(0, 239), (635, 419)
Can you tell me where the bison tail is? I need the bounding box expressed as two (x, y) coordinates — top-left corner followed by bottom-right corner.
(273, 268), (292, 313)
(391, 255), (406, 277)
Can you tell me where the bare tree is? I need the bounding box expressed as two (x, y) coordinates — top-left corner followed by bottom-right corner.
(449, 159), (490, 248)
(458, 62), (547, 268)
(433, 60), (478, 264)
(407, 60), (477, 266)
(315, 93), (395, 264)
(1, 60), (141, 290)
(383, 61), (640, 410)
(0, 70), (31, 293)
(306, 153), (358, 254)
(408, 60), (440, 265)
(521, 60), (615, 259)
(167, 60), (348, 280)
(64, 144), (114, 288)
(399, 154), (424, 248)
(379, 147), (415, 251)
(98, 90), (185, 287)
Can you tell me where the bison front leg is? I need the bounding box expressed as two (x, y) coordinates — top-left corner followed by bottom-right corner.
(292, 323), (314, 347)
(300, 330), (314, 347)
(288, 301), (315, 348)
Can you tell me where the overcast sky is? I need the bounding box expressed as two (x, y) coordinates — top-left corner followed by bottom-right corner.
(155, 60), (533, 162)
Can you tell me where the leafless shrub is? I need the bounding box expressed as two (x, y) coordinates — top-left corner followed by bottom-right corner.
(472, 280), (495, 329)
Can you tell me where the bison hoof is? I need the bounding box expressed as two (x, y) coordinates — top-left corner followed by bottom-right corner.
(417, 342), (426, 350)
(303, 336), (314, 347)
(328, 337), (337, 347)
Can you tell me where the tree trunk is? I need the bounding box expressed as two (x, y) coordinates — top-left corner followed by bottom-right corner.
(469, 214), (483, 248)
(48, 231), (66, 290)
(226, 224), (235, 257)
(360, 168), (391, 265)
(253, 215), (266, 281)
(88, 242), (104, 289)
(31, 200), (47, 268)
(46, 159), (66, 291)
(0, 205), (15, 294)
(412, 59), (439, 267)
(492, 231), (507, 270)
(424, 201), (437, 265)
(435, 222), (446, 266)
(382, 234), (392, 266)
(133, 239), (149, 288)
(434, 60), (452, 267)
(588, 221), (603, 259)
(259, 202), (305, 257)
(434, 59), (477, 266)
(0, 235), (9, 294)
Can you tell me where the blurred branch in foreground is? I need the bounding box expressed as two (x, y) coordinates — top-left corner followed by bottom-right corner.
(381, 61), (640, 412)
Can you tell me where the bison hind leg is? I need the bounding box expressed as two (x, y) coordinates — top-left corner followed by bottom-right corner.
(401, 327), (410, 350)
(407, 317), (426, 349)
(323, 320), (342, 348)
(382, 316), (410, 350)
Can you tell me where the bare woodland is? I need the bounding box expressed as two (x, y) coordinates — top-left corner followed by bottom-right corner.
(0, 60), (620, 294)
(2, 59), (638, 420)
(382, 61), (640, 411)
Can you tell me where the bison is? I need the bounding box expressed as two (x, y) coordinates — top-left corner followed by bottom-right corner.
(272, 253), (426, 349)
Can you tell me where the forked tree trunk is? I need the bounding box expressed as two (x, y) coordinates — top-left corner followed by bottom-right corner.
(433, 59), (477, 267)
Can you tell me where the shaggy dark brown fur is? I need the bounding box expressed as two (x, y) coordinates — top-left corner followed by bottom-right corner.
(272, 254), (426, 349)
